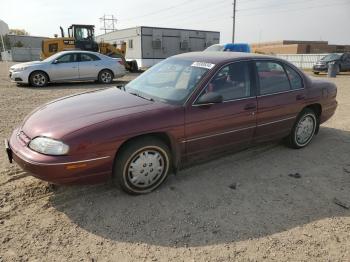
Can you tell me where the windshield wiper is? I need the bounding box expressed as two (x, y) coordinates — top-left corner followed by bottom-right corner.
(129, 92), (154, 102)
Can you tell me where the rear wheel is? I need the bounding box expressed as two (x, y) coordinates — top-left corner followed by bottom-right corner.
(287, 108), (317, 149)
(29, 71), (48, 87)
(98, 69), (113, 84)
(113, 137), (171, 194)
(129, 60), (138, 72)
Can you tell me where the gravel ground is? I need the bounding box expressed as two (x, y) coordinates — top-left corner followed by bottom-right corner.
(0, 61), (349, 261)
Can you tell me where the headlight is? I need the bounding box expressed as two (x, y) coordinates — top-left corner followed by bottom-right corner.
(29, 137), (69, 155)
(12, 67), (28, 72)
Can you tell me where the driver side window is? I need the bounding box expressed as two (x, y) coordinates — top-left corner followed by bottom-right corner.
(202, 61), (251, 101)
(56, 53), (77, 63)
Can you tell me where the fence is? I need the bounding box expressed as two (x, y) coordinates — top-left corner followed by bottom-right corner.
(275, 54), (327, 69)
(11, 47), (41, 62)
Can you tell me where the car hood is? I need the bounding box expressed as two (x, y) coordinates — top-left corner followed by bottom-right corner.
(317, 59), (339, 64)
(20, 88), (165, 139)
(10, 61), (43, 69)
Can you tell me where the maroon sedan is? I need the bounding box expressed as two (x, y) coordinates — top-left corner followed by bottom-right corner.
(6, 52), (337, 194)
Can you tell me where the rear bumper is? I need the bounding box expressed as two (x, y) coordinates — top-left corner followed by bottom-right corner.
(320, 101), (338, 124)
(7, 128), (112, 184)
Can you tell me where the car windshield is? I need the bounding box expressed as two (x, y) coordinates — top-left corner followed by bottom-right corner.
(321, 53), (341, 62)
(204, 44), (225, 52)
(125, 58), (210, 104)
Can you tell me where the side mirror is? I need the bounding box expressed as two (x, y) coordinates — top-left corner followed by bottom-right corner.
(52, 59), (59, 64)
(116, 84), (125, 90)
(196, 92), (223, 105)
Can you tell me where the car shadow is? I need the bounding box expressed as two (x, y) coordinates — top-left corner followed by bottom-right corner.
(16, 79), (130, 90)
(49, 126), (350, 247)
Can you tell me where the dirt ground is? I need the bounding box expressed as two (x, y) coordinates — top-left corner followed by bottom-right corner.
(0, 61), (349, 262)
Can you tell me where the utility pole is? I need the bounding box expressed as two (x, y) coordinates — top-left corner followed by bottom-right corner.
(232, 0), (237, 43)
(0, 34), (6, 53)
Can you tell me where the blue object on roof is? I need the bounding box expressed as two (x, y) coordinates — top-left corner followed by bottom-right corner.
(223, 43), (251, 53)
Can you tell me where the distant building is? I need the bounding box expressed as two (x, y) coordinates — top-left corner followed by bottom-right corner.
(251, 40), (350, 54)
(96, 26), (220, 67)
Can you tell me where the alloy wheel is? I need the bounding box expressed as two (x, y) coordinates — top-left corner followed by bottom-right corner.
(295, 114), (316, 146)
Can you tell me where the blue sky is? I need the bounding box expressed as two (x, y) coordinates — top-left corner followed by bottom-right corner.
(1, 0), (350, 44)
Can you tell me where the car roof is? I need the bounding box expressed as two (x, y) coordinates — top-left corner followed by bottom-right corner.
(56, 50), (101, 56)
(172, 51), (275, 64)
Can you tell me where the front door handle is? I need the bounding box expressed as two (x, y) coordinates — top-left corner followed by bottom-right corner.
(296, 94), (305, 100)
(244, 103), (256, 110)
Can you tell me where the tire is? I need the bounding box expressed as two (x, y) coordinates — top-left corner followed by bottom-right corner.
(29, 71), (48, 87)
(130, 61), (138, 72)
(98, 69), (114, 84)
(287, 108), (317, 149)
(113, 137), (171, 195)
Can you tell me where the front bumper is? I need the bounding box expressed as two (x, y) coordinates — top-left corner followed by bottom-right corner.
(6, 128), (113, 184)
(312, 65), (328, 72)
(9, 70), (30, 84)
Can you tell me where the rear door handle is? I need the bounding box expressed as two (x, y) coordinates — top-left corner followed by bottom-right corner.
(296, 94), (305, 100)
(244, 103), (256, 110)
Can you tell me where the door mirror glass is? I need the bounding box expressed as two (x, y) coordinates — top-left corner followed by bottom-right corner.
(197, 92), (223, 104)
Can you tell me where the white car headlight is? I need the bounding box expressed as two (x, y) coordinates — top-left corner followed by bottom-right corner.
(12, 67), (28, 72)
(29, 137), (69, 155)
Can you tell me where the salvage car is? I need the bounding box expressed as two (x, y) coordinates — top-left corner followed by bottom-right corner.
(9, 50), (126, 87)
(6, 52), (338, 194)
(313, 53), (350, 74)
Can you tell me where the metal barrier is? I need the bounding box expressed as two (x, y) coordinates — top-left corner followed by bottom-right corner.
(275, 54), (327, 69)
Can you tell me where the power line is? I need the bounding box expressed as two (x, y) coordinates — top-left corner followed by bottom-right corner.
(237, 0), (322, 12)
(120, 0), (194, 21)
(237, 1), (350, 17)
(172, 0), (348, 25)
(119, 0), (229, 23)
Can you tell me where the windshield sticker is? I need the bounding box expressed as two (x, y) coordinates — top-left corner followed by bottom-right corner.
(191, 62), (215, 70)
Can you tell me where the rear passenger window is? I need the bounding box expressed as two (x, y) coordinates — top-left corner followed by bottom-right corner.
(285, 65), (303, 90)
(80, 53), (100, 62)
(256, 61), (290, 95)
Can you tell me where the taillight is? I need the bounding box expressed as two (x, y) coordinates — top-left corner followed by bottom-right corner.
(118, 60), (124, 66)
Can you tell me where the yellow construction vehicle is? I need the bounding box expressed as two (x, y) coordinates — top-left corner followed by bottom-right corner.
(41, 24), (138, 72)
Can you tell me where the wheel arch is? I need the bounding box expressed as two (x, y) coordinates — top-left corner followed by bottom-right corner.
(98, 68), (114, 78)
(113, 132), (180, 174)
(302, 103), (322, 134)
(28, 70), (50, 83)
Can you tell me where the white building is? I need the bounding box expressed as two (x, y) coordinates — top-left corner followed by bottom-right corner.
(96, 26), (220, 68)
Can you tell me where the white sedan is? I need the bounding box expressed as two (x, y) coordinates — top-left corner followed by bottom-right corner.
(9, 51), (126, 87)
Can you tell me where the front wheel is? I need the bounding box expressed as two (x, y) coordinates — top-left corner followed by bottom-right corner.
(29, 71), (48, 87)
(287, 109), (317, 149)
(98, 69), (114, 84)
(113, 137), (171, 194)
